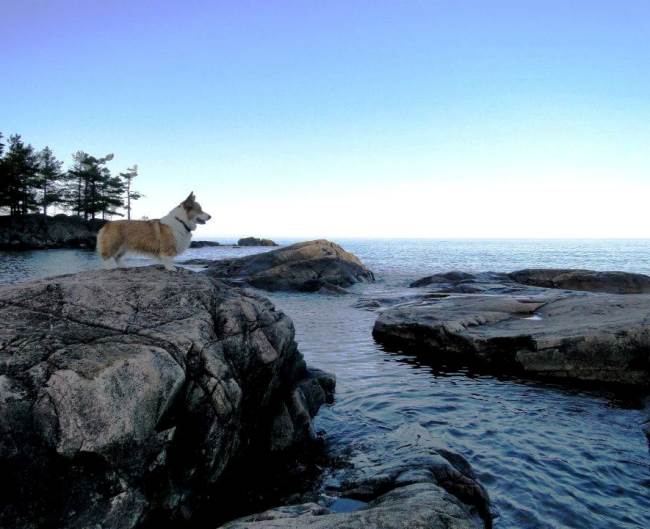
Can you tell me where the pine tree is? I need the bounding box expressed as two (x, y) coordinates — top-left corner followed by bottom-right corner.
(36, 146), (65, 216)
(1, 136), (140, 220)
(86, 153), (115, 220)
(0, 132), (8, 214)
(64, 151), (114, 219)
(84, 159), (103, 220)
(65, 151), (90, 217)
(100, 174), (126, 219)
(2, 135), (38, 215)
(119, 164), (143, 220)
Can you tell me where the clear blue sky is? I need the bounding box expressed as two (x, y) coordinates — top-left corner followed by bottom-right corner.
(2, 1), (649, 238)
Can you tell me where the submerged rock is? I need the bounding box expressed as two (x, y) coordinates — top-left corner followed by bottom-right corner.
(0, 267), (334, 529)
(0, 213), (105, 250)
(182, 257), (222, 266)
(218, 424), (490, 529)
(410, 271), (476, 288)
(375, 270), (650, 386)
(203, 240), (374, 292)
(508, 268), (650, 294)
(237, 237), (278, 247)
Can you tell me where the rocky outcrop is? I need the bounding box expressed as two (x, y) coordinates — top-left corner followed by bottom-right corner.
(237, 237), (278, 247)
(375, 271), (650, 386)
(0, 213), (105, 250)
(190, 240), (221, 248)
(508, 268), (650, 294)
(218, 424), (490, 529)
(203, 240), (375, 292)
(0, 267), (334, 529)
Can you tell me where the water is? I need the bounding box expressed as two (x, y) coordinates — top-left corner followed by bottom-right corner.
(0, 243), (269, 285)
(1, 238), (649, 529)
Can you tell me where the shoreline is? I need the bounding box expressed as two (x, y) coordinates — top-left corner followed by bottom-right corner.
(0, 214), (281, 251)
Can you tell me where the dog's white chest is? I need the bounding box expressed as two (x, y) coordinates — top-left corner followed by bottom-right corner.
(175, 231), (192, 253)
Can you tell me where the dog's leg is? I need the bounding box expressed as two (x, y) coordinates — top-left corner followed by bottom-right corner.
(114, 250), (126, 268)
(160, 256), (177, 272)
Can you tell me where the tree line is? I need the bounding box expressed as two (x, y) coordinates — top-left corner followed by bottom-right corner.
(0, 132), (142, 220)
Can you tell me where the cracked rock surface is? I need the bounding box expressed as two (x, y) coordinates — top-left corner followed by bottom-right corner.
(373, 270), (650, 386)
(197, 240), (375, 292)
(0, 267), (334, 529)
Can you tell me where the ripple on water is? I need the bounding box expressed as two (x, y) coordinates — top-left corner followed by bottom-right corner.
(265, 283), (650, 529)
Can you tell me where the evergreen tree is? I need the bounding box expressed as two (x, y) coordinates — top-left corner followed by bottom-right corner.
(2, 135), (38, 215)
(36, 146), (65, 216)
(91, 153), (116, 219)
(64, 151), (117, 219)
(65, 151), (90, 217)
(99, 174), (126, 219)
(119, 164), (142, 220)
(1, 135), (140, 220)
(0, 133), (8, 214)
(84, 159), (104, 220)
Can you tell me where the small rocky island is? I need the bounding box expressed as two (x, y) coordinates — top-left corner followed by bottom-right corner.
(237, 237), (278, 247)
(0, 213), (105, 250)
(373, 269), (650, 386)
(190, 240), (221, 248)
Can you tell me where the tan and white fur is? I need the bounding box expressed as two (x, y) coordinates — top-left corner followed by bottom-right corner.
(96, 192), (211, 271)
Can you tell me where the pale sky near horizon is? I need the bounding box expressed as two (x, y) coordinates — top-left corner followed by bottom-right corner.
(2, 1), (649, 238)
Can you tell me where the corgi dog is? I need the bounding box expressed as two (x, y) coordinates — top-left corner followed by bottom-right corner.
(96, 192), (211, 271)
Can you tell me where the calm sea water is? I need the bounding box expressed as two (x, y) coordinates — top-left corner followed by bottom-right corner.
(1, 239), (649, 529)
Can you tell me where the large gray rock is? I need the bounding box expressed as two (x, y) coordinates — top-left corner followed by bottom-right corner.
(203, 240), (374, 292)
(0, 213), (105, 249)
(0, 267), (334, 529)
(375, 271), (650, 386)
(508, 268), (650, 294)
(218, 424), (490, 529)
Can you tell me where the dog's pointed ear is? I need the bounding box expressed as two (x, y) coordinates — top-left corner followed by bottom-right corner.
(183, 192), (195, 205)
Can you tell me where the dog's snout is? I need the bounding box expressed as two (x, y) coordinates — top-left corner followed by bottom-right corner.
(206, 214), (212, 220)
